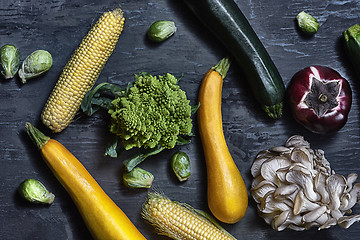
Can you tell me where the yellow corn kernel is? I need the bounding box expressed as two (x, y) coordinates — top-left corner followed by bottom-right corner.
(142, 192), (237, 240)
(41, 8), (125, 132)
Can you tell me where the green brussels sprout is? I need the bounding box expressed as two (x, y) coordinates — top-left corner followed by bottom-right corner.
(18, 50), (53, 84)
(123, 167), (154, 188)
(18, 179), (55, 204)
(296, 11), (319, 35)
(147, 20), (177, 42)
(171, 151), (191, 182)
(0, 44), (20, 79)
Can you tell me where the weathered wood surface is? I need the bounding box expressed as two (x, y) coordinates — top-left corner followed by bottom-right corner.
(0, 0), (359, 239)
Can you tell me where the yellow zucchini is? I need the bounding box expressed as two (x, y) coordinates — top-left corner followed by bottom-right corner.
(25, 122), (146, 240)
(198, 58), (248, 224)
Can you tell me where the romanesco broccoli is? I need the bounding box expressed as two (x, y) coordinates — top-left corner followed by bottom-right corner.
(108, 73), (193, 150)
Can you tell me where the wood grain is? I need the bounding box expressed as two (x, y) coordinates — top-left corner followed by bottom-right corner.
(1, 0), (359, 239)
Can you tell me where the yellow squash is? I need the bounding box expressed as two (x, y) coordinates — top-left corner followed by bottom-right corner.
(198, 58), (248, 224)
(25, 122), (146, 240)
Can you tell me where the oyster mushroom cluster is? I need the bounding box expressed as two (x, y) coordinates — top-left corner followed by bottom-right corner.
(250, 135), (360, 231)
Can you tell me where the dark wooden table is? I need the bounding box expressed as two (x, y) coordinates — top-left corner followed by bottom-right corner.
(1, 0), (359, 239)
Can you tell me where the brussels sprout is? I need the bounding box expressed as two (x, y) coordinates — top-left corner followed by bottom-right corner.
(123, 167), (154, 188)
(18, 179), (55, 204)
(147, 20), (177, 42)
(0, 44), (20, 79)
(296, 11), (319, 35)
(18, 50), (53, 84)
(171, 151), (191, 182)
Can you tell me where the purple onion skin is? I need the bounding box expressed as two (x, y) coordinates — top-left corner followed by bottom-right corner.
(286, 66), (352, 134)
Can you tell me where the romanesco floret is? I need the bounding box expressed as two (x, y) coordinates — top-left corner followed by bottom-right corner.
(108, 73), (192, 150)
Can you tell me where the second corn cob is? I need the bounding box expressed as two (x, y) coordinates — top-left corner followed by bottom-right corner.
(41, 8), (125, 132)
(142, 192), (237, 240)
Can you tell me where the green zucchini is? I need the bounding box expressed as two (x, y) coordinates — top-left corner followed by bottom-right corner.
(184, 0), (285, 119)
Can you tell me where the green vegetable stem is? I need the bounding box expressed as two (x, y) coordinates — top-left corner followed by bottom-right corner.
(147, 20), (177, 42)
(344, 24), (360, 76)
(123, 167), (154, 188)
(18, 50), (53, 84)
(296, 11), (319, 35)
(0, 44), (20, 79)
(123, 145), (164, 172)
(171, 151), (191, 182)
(18, 179), (55, 204)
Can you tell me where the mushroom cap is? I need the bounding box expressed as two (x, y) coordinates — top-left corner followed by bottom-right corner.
(326, 174), (347, 210)
(260, 157), (291, 183)
(338, 215), (360, 229)
(314, 172), (330, 204)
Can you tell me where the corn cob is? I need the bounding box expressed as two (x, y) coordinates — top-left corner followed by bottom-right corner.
(142, 192), (237, 240)
(41, 8), (125, 132)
